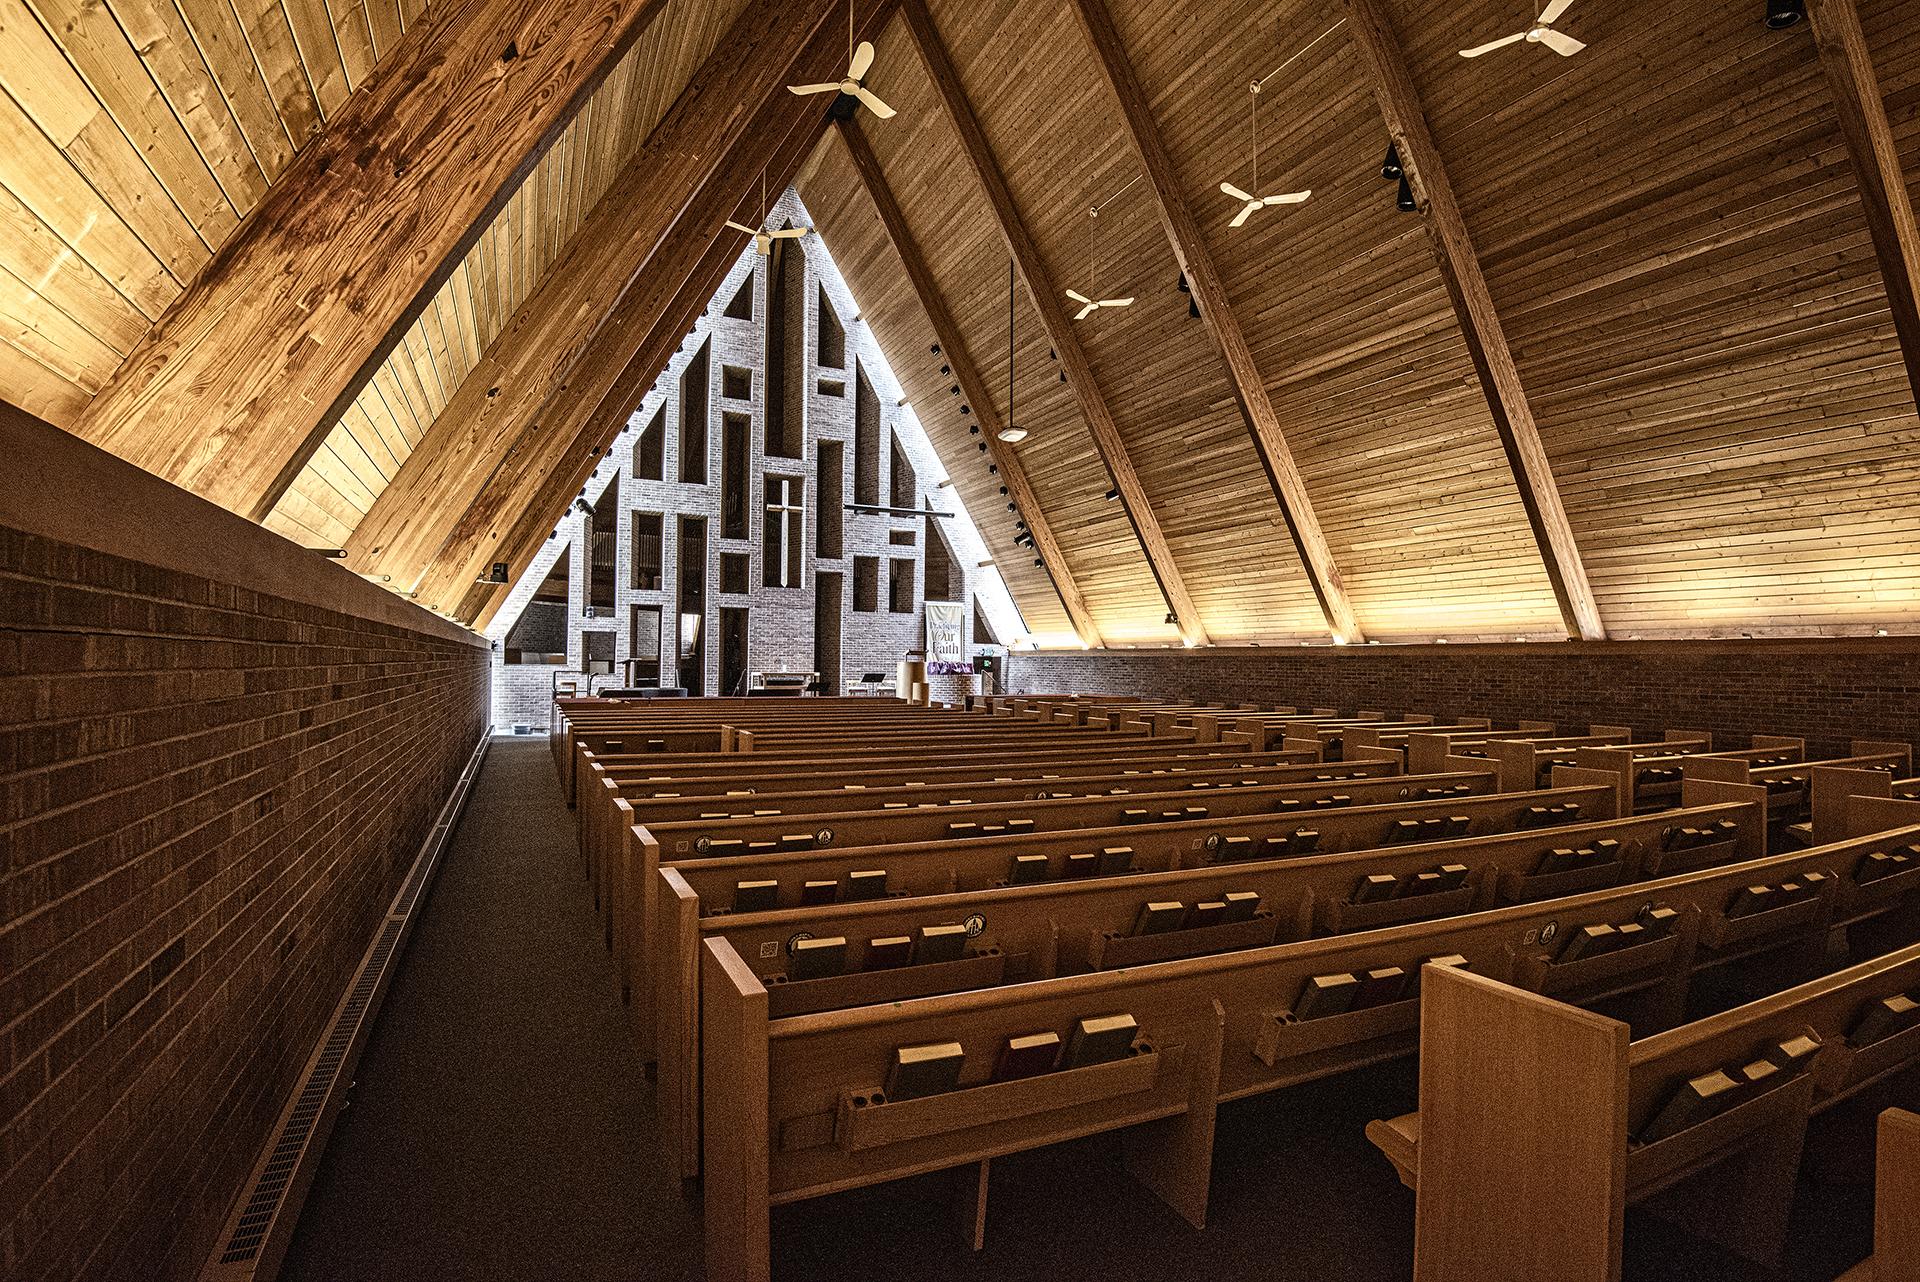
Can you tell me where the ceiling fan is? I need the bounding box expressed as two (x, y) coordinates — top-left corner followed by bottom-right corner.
(1460, 0), (1586, 58)
(1065, 205), (1132, 321)
(788, 0), (896, 118)
(1219, 81), (1309, 229)
(726, 172), (810, 256)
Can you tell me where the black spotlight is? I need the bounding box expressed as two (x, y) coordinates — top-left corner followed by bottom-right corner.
(1381, 143), (1403, 181)
(960, 404), (970, 415)
(969, 425), (981, 434)
(978, 442), (989, 452)
(988, 464), (999, 474)
(998, 485), (1009, 495)
(1765, 0), (1804, 28)
(1104, 487), (1120, 501)
(1007, 501), (1018, 511)
(1034, 558), (1045, 568)
(930, 343), (941, 354)
(1188, 295), (1200, 320)
(1396, 175), (1418, 212)
(1164, 611), (1176, 625)
(939, 364), (951, 374)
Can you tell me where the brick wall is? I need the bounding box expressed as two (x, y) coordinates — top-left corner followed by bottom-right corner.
(1, 406), (490, 1281)
(1007, 641), (1920, 756)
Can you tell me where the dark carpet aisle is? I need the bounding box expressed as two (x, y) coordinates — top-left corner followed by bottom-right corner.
(280, 736), (703, 1282)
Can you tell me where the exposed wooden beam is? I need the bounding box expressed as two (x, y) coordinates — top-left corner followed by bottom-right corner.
(458, 79), (845, 630)
(1066, 0), (1363, 644)
(73, 0), (676, 520)
(901, 0), (1207, 646)
(1807, 0), (1920, 409)
(347, 0), (856, 597)
(834, 116), (1103, 646)
(1345, 0), (1606, 642)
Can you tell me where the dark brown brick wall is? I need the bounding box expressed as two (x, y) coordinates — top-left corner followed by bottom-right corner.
(1007, 641), (1920, 756)
(0, 526), (489, 1281)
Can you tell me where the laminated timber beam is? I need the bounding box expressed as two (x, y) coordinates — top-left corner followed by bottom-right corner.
(1807, 0), (1920, 410)
(902, 0), (1209, 647)
(1345, 0), (1607, 642)
(72, 0), (677, 520)
(1067, 0), (1363, 645)
(346, 0), (864, 599)
(458, 66), (849, 630)
(834, 116), (1103, 646)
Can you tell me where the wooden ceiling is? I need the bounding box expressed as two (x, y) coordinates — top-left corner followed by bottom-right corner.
(3, 0), (1917, 644)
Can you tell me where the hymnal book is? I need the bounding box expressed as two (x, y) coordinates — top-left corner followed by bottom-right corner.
(864, 936), (912, 971)
(1009, 854), (1050, 885)
(788, 935), (847, 981)
(1097, 847), (1135, 876)
(1353, 874), (1399, 904)
(1728, 885), (1775, 918)
(1739, 1059), (1780, 1092)
(1593, 838), (1623, 861)
(1293, 973), (1359, 1022)
(1535, 848), (1579, 876)
(884, 1042), (965, 1102)
(1444, 815), (1472, 837)
(1767, 1034), (1821, 1074)
(914, 923), (969, 964)
(1184, 901), (1226, 930)
(993, 1032), (1061, 1082)
(733, 880), (779, 913)
(1776, 881), (1806, 905)
(1851, 994), (1920, 1045)
(1434, 864), (1470, 890)
(1612, 922), (1647, 950)
(842, 869), (888, 901)
(1558, 923), (1618, 962)
(1351, 966), (1408, 1010)
(1132, 901), (1186, 936)
(1217, 835), (1254, 861)
(1221, 891), (1262, 923)
(799, 880), (837, 907)
(1291, 829), (1321, 854)
(1064, 1014), (1138, 1068)
(1637, 1069), (1741, 1143)
(1399, 871), (1444, 898)
(1391, 819), (1422, 843)
(1637, 906), (1679, 936)
(1065, 852), (1099, 877)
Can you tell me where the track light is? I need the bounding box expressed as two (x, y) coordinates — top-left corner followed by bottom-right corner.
(939, 364), (951, 374)
(1765, 0), (1803, 28)
(997, 425), (1029, 443)
(315, 548), (348, 559)
(988, 464), (999, 474)
(1015, 521), (1027, 531)
(978, 442), (988, 452)
(969, 425), (980, 434)
(1396, 175), (1417, 212)
(960, 404), (970, 414)
(1104, 487), (1120, 501)
(1381, 143), (1403, 181)
(1034, 558), (1044, 567)
(930, 343), (941, 354)
(1164, 611), (1176, 625)
(572, 497), (593, 516)
(1007, 501), (1018, 511)
(998, 486), (1008, 495)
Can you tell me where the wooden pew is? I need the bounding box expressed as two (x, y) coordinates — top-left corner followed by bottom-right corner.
(1565, 735), (1802, 816)
(622, 771), (1580, 1060)
(653, 797), (1765, 1179)
(1406, 727), (1635, 779)
(1837, 1109), (1920, 1282)
(1684, 742), (1912, 835)
(1377, 935), (1920, 1281)
(700, 825), (1920, 1282)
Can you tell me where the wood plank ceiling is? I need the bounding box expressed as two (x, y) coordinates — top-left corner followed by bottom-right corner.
(2, 0), (1917, 643)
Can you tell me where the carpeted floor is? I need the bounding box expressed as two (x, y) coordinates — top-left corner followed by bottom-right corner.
(282, 735), (1889, 1281)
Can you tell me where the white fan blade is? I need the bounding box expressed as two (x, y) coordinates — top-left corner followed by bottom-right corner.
(1074, 301), (1098, 321)
(768, 227), (810, 239)
(1101, 298), (1134, 308)
(1459, 30), (1527, 57)
(1537, 28), (1585, 55)
(1229, 202), (1255, 228)
(851, 85), (896, 118)
(1263, 190), (1312, 205)
(724, 221), (758, 235)
(1220, 182), (1254, 202)
(1539, 0), (1576, 23)
(848, 40), (875, 80)
(788, 83), (841, 95)
(1066, 289), (1093, 305)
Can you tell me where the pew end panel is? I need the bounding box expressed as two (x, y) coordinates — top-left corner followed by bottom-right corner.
(1815, 766), (1897, 846)
(1411, 963), (1628, 1282)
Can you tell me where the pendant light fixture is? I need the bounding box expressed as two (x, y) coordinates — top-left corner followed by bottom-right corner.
(997, 260), (1029, 443)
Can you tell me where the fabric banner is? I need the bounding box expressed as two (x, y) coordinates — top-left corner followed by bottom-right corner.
(925, 601), (971, 674)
